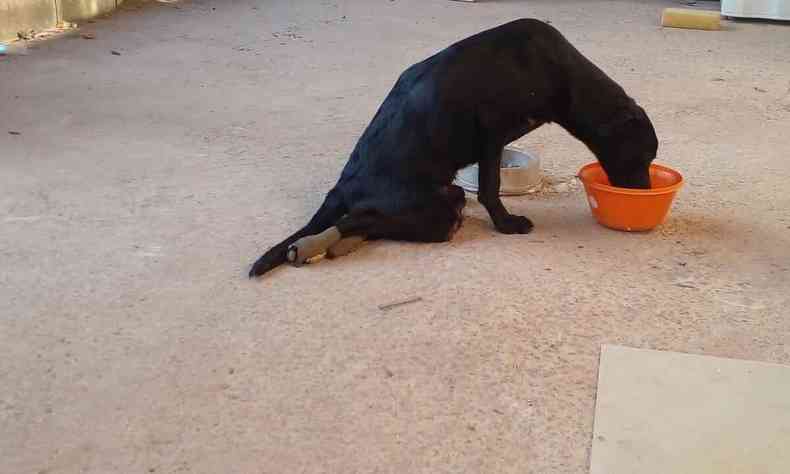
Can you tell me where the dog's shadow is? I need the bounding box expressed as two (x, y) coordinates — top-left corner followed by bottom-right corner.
(455, 200), (788, 266)
(284, 203), (788, 277)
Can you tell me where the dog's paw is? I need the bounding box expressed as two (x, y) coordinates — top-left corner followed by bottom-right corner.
(249, 257), (276, 278)
(494, 214), (534, 234)
(248, 248), (287, 278)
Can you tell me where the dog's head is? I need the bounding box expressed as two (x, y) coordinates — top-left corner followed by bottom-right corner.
(593, 104), (658, 189)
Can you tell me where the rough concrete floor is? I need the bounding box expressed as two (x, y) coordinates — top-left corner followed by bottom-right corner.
(2, 0), (789, 473)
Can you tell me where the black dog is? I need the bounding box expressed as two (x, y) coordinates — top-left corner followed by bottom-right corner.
(250, 19), (657, 278)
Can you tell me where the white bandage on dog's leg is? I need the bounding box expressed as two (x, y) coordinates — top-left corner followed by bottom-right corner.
(287, 227), (342, 266)
(327, 236), (366, 258)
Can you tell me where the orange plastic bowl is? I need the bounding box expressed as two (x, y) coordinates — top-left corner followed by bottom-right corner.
(577, 162), (683, 232)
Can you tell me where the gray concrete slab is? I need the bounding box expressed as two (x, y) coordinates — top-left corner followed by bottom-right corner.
(591, 345), (790, 474)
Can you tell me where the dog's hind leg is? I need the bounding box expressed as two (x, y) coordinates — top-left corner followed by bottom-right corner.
(326, 235), (366, 259)
(249, 188), (347, 278)
(286, 226), (343, 266)
(286, 229), (367, 265)
(336, 192), (465, 244)
(267, 187), (465, 271)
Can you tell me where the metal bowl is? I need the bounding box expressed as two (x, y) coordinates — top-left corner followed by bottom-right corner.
(454, 147), (542, 196)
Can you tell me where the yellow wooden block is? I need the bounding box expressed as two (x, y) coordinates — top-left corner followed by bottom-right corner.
(661, 8), (722, 31)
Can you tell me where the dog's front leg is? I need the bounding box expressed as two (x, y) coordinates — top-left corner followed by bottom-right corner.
(477, 143), (534, 234)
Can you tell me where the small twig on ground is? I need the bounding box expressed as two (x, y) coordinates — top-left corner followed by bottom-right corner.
(378, 296), (422, 311)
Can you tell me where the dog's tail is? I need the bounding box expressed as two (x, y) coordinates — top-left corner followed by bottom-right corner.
(248, 188), (347, 278)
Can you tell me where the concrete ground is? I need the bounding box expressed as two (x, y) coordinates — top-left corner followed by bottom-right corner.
(2, 0), (789, 473)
